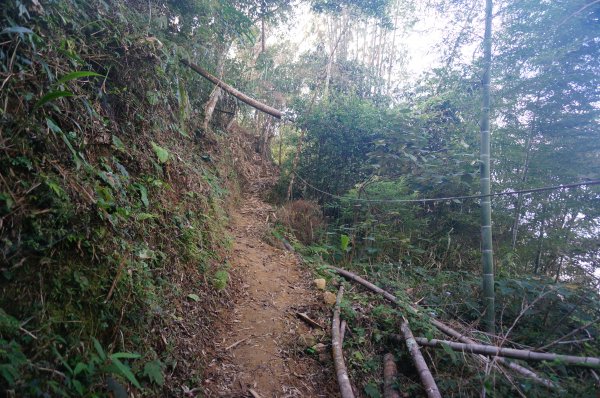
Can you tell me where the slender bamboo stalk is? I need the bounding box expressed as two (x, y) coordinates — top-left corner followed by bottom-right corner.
(332, 286), (355, 398)
(180, 59), (283, 119)
(383, 353), (401, 398)
(480, 0), (495, 335)
(402, 337), (600, 367)
(327, 266), (558, 389)
(400, 321), (442, 398)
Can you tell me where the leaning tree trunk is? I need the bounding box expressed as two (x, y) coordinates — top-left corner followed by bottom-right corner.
(181, 60), (283, 119)
(480, 0), (495, 335)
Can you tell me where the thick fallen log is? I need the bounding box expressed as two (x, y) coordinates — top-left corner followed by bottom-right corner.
(383, 353), (401, 398)
(327, 266), (558, 389)
(332, 286), (355, 398)
(181, 59), (284, 119)
(408, 337), (600, 367)
(401, 321), (442, 398)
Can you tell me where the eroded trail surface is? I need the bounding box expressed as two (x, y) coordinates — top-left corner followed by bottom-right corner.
(204, 194), (334, 397)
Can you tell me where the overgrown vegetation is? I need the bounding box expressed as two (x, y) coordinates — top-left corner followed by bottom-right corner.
(1, 0), (598, 396)
(0, 0), (252, 395)
(269, 0), (599, 396)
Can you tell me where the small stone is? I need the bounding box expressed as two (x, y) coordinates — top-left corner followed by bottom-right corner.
(314, 278), (326, 290)
(323, 291), (337, 306)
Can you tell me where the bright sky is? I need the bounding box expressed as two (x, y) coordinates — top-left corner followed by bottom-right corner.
(271, 3), (456, 80)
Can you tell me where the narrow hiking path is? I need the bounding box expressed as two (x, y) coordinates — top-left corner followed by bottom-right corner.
(203, 191), (336, 397)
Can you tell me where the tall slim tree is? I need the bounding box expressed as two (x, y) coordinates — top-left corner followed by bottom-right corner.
(480, 0), (495, 334)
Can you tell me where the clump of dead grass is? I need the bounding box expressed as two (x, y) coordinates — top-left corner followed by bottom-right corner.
(276, 200), (324, 245)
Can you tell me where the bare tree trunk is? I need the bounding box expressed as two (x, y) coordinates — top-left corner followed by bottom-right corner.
(278, 130), (283, 166)
(201, 47), (228, 131)
(260, 1), (266, 53)
(387, 9), (400, 95)
(533, 205), (546, 274)
(203, 86), (222, 132)
(479, 0), (495, 334)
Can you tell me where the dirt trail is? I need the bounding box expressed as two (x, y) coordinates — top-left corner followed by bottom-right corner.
(203, 193), (334, 397)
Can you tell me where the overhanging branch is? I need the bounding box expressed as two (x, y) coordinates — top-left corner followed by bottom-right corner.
(181, 59), (283, 119)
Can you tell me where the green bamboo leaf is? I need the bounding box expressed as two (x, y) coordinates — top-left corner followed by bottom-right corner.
(35, 90), (74, 109)
(92, 338), (106, 361)
(110, 357), (141, 389)
(56, 71), (103, 85)
(340, 234), (350, 252)
(136, 212), (156, 221)
(73, 362), (88, 376)
(110, 352), (141, 360)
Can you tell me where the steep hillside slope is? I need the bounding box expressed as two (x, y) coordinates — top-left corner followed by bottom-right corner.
(0, 1), (266, 396)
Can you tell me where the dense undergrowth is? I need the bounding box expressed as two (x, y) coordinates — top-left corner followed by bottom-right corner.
(280, 225), (600, 397)
(0, 0), (250, 395)
(272, 196), (599, 396)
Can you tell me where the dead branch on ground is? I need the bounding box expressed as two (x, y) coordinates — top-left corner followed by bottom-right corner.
(332, 286), (355, 398)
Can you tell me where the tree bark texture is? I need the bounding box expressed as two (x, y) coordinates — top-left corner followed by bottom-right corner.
(383, 353), (401, 398)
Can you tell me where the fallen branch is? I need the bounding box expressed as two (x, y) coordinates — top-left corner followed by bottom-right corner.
(400, 321), (442, 398)
(332, 286), (355, 398)
(538, 317), (600, 351)
(225, 337), (249, 351)
(296, 312), (324, 330)
(340, 320), (347, 345)
(248, 388), (263, 398)
(181, 59), (283, 119)
(383, 353), (401, 398)
(327, 266), (558, 389)
(403, 336), (600, 367)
